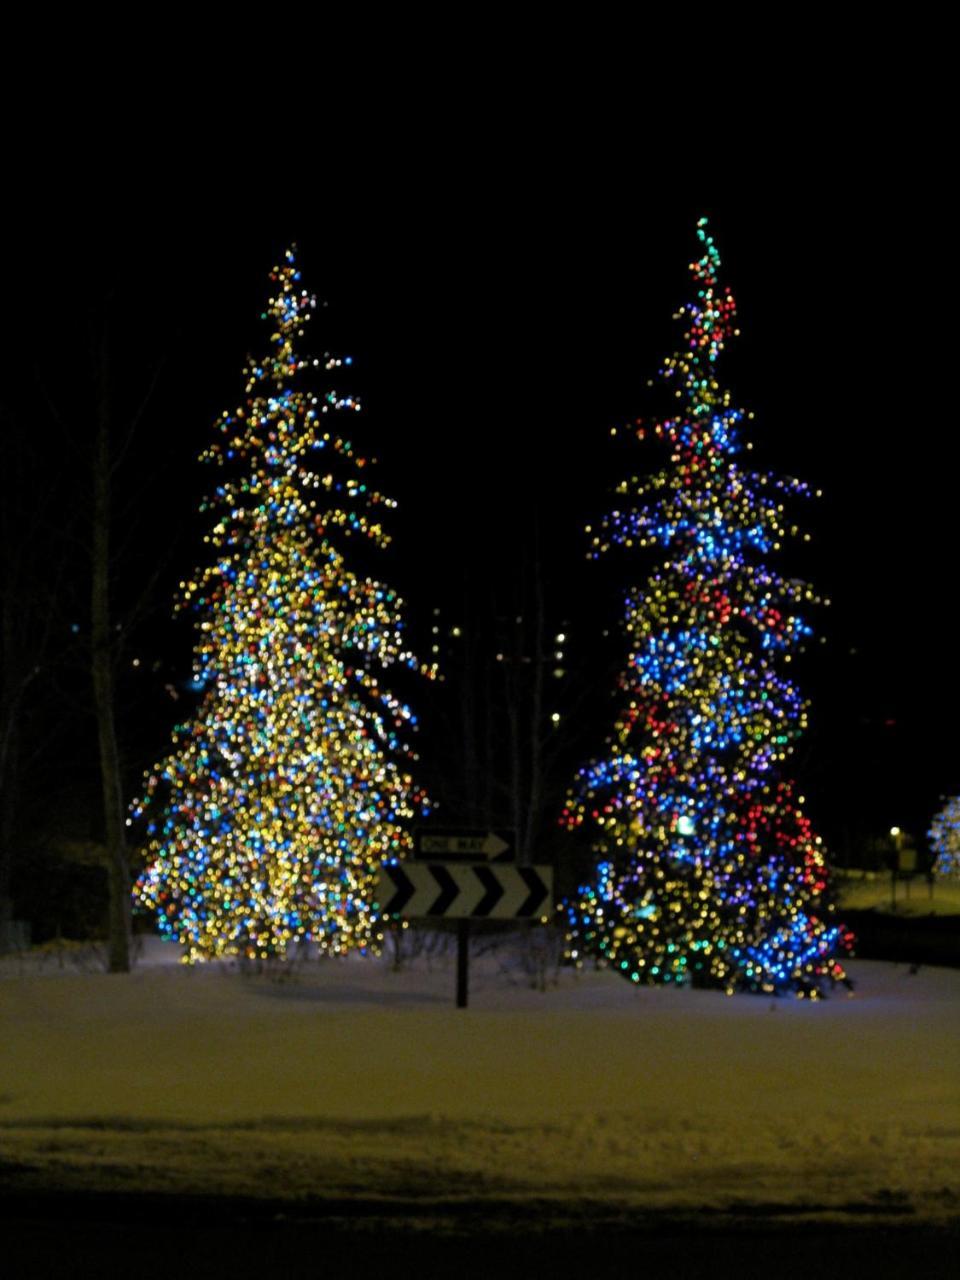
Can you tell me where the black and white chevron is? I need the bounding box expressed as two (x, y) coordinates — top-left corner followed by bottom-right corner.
(376, 863), (553, 920)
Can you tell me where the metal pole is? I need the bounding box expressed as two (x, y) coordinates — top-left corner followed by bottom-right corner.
(456, 919), (469, 1008)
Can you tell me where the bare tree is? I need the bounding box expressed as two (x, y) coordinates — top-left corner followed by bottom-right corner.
(90, 327), (132, 973)
(86, 305), (169, 974)
(424, 518), (598, 878)
(0, 413), (63, 945)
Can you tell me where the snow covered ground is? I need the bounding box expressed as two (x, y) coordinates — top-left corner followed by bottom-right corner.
(836, 869), (960, 916)
(1, 934), (958, 1223)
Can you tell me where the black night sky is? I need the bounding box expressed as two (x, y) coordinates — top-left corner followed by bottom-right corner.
(3, 146), (952, 871)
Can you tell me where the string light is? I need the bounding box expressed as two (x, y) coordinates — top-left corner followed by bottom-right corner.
(561, 219), (851, 997)
(132, 246), (433, 963)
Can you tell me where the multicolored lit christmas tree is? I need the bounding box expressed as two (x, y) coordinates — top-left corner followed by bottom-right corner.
(133, 247), (431, 962)
(561, 219), (850, 996)
(929, 796), (960, 878)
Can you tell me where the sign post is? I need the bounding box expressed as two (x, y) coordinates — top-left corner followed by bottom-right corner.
(456, 919), (469, 1009)
(375, 853), (553, 1009)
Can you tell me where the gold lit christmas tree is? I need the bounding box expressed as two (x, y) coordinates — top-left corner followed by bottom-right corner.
(133, 248), (431, 962)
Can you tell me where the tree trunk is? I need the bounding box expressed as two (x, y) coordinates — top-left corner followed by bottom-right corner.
(0, 720), (17, 937)
(460, 591), (479, 825)
(524, 520), (545, 866)
(92, 335), (132, 974)
(0, 478), (26, 939)
(507, 608), (524, 859)
(0, 623), (17, 936)
(481, 593), (496, 828)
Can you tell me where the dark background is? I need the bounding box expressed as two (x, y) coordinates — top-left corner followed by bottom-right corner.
(2, 142), (951, 930)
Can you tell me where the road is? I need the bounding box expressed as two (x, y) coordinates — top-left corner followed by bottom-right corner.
(2, 1193), (958, 1278)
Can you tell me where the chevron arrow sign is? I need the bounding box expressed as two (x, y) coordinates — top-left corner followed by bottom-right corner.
(375, 863), (554, 920)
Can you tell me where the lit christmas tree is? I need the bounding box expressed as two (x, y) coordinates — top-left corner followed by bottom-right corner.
(133, 247), (431, 962)
(561, 219), (850, 997)
(929, 796), (960, 878)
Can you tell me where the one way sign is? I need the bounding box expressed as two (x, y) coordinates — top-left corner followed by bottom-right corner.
(376, 863), (553, 920)
(414, 828), (515, 862)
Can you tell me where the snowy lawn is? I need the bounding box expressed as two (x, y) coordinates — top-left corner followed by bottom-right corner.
(1, 937), (958, 1222)
(836, 869), (960, 916)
